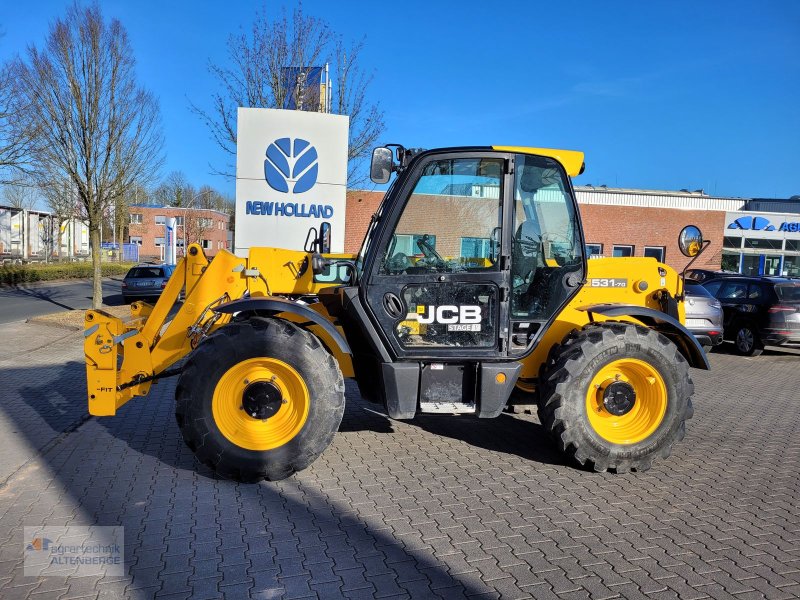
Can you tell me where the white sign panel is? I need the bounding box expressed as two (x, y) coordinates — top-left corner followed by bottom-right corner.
(235, 108), (349, 255)
(725, 211), (800, 238)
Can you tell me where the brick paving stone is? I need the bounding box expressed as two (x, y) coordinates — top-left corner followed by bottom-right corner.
(1, 325), (800, 599)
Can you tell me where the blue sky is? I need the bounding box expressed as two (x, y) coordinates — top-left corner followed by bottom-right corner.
(1, 1), (799, 199)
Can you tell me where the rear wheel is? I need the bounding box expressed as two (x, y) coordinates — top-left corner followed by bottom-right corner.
(733, 322), (763, 356)
(538, 322), (694, 473)
(175, 317), (345, 482)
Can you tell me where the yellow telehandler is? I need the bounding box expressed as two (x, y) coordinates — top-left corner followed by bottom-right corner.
(84, 145), (708, 481)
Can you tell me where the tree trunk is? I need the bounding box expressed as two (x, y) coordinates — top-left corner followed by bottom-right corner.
(90, 225), (103, 309)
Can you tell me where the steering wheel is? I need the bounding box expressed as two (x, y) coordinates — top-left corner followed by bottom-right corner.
(386, 252), (412, 272)
(416, 235), (445, 266)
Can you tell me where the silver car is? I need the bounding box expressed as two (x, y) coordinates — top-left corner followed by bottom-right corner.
(684, 283), (723, 348)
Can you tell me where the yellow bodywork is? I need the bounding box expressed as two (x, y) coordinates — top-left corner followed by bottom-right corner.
(517, 257), (685, 385)
(85, 240), (684, 418)
(84, 244), (354, 416)
(492, 146), (585, 177)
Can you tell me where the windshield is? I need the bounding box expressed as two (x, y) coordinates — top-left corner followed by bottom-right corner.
(775, 283), (800, 302)
(356, 176), (398, 276)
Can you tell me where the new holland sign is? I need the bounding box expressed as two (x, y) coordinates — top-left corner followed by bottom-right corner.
(235, 108), (349, 254)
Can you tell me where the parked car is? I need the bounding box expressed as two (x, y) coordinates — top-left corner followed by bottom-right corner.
(702, 276), (800, 355)
(684, 283), (723, 348)
(121, 263), (175, 304)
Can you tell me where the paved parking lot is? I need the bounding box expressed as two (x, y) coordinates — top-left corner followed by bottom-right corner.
(0, 323), (798, 599)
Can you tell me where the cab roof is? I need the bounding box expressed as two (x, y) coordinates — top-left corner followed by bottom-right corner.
(493, 146), (585, 177)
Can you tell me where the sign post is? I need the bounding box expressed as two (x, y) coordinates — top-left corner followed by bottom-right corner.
(165, 217), (176, 265)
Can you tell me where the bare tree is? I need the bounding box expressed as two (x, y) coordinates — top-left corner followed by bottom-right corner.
(0, 61), (36, 184)
(12, 4), (163, 307)
(191, 5), (383, 186)
(39, 178), (79, 258)
(2, 178), (40, 210)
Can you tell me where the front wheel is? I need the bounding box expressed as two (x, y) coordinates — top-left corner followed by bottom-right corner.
(734, 322), (763, 356)
(538, 322), (694, 473)
(175, 317), (345, 482)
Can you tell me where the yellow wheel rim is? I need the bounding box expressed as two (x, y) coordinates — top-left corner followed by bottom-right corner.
(585, 358), (667, 445)
(212, 358), (309, 451)
(515, 378), (537, 394)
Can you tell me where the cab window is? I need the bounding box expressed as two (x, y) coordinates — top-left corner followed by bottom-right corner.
(510, 154), (582, 319)
(380, 157), (503, 274)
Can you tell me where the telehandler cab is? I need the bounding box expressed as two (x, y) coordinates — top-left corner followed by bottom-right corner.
(84, 145), (709, 482)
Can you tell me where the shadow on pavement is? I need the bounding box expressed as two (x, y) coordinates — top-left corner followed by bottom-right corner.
(6, 286), (78, 311)
(708, 340), (800, 357)
(0, 358), (498, 598)
(408, 412), (566, 467)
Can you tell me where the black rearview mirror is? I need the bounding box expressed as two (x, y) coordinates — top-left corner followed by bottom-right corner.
(319, 221), (332, 254)
(370, 147), (394, 184)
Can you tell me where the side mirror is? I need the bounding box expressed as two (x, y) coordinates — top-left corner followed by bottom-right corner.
(319, 221), (331, 254)
(678, 225), (704, 257)
(370, 147), (394, 184)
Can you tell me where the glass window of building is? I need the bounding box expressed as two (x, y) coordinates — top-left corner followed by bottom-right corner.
(612, 245), (634, 257)
(130, 213), (143, 225)
(155, 215), (166, 225)
(721, 252), (739, 271)
(586, 243), (602, 257)
(783, 255), (800, 277)
(744, 238), (782, 250)
(154, 236), (165, 247)
(644, 246), (665, 262)
(723, 236), (742, 249)
(786, 240), (799, 252)
(129, 236), (142, 245)
(460, 237), (491, 259)
(741, 255), (760, 275)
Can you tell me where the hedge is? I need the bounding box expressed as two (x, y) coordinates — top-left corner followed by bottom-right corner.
(0, 262), (134, 285)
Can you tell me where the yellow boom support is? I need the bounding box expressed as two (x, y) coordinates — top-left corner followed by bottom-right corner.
(84, 244), (351, 416)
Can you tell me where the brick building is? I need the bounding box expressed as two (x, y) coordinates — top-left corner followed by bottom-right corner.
(344, 188), (800, 276)
(127, 205), (230, 262)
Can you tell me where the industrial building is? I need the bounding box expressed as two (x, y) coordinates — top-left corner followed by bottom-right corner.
(127, 205), (231, 262)
(343, 187), (800, 276)
(0, 205), (90, 261)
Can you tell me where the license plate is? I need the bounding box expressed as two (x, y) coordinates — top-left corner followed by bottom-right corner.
(136, 281), (154, 288)
(685, 318), (707, 327)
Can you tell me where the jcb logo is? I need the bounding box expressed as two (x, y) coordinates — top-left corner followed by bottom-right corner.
(416, 305), (482, 325)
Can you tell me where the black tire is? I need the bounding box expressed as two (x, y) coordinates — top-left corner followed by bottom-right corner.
(175, 317), (345, 482)
(538, 322), (694, 473)
(733, 322), (763, 356)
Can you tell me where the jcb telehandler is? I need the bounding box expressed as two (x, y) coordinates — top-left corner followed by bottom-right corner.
(84, 145), (709, 481)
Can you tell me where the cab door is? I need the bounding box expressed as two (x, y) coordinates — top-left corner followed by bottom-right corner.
(363, 151), (513, 360)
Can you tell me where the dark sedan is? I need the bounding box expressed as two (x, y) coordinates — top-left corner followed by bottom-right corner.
(702, 276), (800, 355)
(121, 264), (175, 303)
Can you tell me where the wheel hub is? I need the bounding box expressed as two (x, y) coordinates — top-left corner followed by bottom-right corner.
(242, 380), (283, 420)
(602, 381), (637, 416)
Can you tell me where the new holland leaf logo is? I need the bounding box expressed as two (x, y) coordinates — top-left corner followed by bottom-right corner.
(264, 138), (318, 194)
